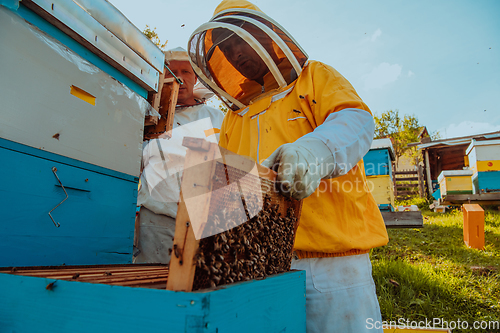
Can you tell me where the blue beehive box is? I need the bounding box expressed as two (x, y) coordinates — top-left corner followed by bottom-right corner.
(466, 139), (500, 194)
(364, 138), (396, 178)
(0, 267), (306, 333)
(0, 0), (163, 266)
(364, 138), (396, 211)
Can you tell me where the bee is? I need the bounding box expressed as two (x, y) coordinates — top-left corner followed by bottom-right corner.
(173, 244), (180, 258)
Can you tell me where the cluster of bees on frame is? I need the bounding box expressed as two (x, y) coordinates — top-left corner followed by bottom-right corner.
(192, 190), (298, 291)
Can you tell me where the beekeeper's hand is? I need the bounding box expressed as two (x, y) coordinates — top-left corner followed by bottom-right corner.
(261, 137), (335, 200)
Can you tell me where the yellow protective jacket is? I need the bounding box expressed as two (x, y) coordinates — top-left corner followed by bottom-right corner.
(219, 61), (388, 258)
(189, 0), (389, 258)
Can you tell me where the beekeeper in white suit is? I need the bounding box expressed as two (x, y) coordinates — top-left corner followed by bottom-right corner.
(134, 47), (225, 264)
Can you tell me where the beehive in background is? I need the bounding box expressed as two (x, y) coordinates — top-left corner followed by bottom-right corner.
(438, 170), (474, 196)
(466, 139), (500, 194)
(367, 175), (395, 211)
(364, 138), (396, 211)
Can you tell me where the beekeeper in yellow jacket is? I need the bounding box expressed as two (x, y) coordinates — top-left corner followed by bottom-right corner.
(188, 1), (389, 332)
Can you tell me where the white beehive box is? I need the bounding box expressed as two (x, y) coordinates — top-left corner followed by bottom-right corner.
(466, 139), (500, 194)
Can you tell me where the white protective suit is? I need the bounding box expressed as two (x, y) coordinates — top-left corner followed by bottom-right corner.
(134, 103), (224, 264)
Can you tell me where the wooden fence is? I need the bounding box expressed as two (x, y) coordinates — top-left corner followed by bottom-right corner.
(394, 165), (425, 200)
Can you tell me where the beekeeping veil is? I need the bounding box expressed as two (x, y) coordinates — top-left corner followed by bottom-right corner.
(188, 0), (308, 111)
(163, 47), (215, 101)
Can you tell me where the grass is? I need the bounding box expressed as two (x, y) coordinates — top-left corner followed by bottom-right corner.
(371, 204), (500, 332)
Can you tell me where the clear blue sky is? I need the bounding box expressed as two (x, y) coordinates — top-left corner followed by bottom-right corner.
(110, 0), (500, 139)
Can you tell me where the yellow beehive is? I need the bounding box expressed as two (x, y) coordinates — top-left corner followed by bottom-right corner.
(438, 170), (473, 196)
(366, 175), (394, 210)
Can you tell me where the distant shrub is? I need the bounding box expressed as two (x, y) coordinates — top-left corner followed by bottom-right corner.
(395, 196), (433, 211)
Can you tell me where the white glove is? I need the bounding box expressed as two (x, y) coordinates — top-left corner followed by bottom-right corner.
(261, 137), (335, 200)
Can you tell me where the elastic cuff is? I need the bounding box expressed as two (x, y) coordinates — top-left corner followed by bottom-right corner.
(294, 249), (370, 259)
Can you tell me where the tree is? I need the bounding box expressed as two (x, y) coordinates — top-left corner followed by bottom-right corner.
(143, 25), (168, 50)
(373, 109), (421, 166)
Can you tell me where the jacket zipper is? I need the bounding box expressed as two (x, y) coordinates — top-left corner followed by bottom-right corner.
(251, 110), (267, 163)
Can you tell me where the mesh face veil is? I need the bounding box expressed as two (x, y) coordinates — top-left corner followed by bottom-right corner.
(188, 6), (308, 111)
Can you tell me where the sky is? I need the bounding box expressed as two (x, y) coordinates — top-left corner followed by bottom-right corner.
(109, 0), (500, 140)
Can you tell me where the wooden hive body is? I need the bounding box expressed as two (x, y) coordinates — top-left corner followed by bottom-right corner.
(0, 264), (306, 333)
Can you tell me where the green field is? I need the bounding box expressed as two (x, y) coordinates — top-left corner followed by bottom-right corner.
(372, 206), (500, 332)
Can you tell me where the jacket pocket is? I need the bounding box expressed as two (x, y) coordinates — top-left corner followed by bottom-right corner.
(310, 254), (374, 293)
(286, 109), (314, 138)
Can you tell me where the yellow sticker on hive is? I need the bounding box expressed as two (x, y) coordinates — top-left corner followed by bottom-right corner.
(204, 128), (221, 137)
(70, 85), (96, 105)
(476, 160), (500, 172)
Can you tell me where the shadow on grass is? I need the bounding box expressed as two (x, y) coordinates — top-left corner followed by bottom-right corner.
(374, 220), (500, 269)
(372, 259), (500, 332)
(372, 211), (500, 332)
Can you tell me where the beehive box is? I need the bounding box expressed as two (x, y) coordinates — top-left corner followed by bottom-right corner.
(364, 138), (396, 178)
(0, 4), (159, 178)
(0, 138), (306, 332)
(0, 264), (306, 333)
(0, 3), (167, 266)
(438, 170), (473, 196)
(364, 139), (396, 211)
(466, 139), (500, 194)
(167, 138), (302, 291)
(366, 175), (395, 211)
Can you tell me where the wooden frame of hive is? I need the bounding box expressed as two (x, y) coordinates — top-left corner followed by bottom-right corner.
(0, 264), (169, 289)
(144, 76), (179, 140)
(166, 137), (302, 292)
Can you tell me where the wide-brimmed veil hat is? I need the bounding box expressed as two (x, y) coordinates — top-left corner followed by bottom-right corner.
(187, 0), (308, 111)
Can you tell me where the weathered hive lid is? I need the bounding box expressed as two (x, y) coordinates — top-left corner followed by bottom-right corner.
(370, 138), (396, 161)
(23, 0), (164, 92)
(466, 139), (500, 156)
